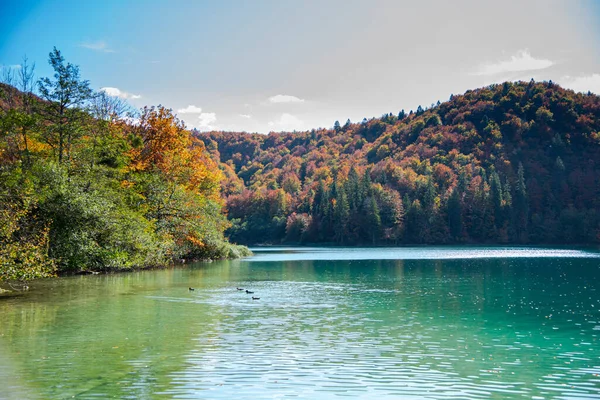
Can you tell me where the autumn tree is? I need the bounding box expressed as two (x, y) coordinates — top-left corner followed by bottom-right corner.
(129, 105), (227, 258)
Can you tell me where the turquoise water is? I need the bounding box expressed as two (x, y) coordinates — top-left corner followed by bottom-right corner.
(1, 247), (600, 399)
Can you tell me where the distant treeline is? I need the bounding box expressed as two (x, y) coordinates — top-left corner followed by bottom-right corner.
(198, 80), (600, 245)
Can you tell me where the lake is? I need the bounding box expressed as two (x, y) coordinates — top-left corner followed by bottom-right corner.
(1, 246), (600, 399)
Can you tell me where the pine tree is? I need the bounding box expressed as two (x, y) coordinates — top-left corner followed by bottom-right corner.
(334, 120), (341, 132)
(38, 47), (93, 164)
(366, 196), (381, 244)
(447, 188), (463, 241)
(514, 163), (529, 242)
(405, 199), (424, 243)
(346, 166), (361, 211)
(422, 179), (436, 210)
(490, 171), (503, 229)
(360, 169), (372, 201)
(333, 181), (349, 243)
(553, 156), (567, 210)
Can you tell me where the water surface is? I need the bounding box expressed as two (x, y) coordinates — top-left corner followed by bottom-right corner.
(1, 246), (600, 399)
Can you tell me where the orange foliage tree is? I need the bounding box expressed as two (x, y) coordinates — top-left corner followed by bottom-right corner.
(127, 106), (228, 258)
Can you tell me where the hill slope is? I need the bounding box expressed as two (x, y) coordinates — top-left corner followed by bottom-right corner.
(198, 80), (600, 245)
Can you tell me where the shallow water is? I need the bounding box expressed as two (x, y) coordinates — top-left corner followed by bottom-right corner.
(1, 246), (600, 399)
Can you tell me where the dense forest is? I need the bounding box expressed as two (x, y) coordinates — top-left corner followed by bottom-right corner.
(0, 48), (249, 283)
(198, 80), (600, 245)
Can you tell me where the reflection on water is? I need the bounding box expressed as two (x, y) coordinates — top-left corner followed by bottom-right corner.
(248, 246), (600, 261)
(1, 247), (600, 399)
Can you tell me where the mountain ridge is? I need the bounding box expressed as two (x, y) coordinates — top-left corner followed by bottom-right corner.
(196, 80), (600, 245)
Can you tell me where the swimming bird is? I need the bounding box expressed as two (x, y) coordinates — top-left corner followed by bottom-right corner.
(236, 287), (244, 291)
(245, 290), (254, 294)
(252, 297), (260, 300)
(189, 287), (195, 291)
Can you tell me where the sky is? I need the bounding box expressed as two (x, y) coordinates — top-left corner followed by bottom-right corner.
(1, 0), (600, 133)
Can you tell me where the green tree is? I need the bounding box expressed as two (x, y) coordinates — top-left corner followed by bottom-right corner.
(38, 47), (93, 164)
(365, 196), (381, 244)
(513, 162), (529, 241)
(346, 166), (361, 211)
(333, 181), (349, 243)
(447, 188), (463, 241)
(334, 120), (341, 132)
(489, 171), (503, 229)
(405, 199), (424, 242)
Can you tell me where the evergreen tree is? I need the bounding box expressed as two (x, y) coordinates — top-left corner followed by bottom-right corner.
(447, 188), (463, 240)
(457, 171), (468, 193)
(553, 156), (567, 210)
(405, 199), (424, 242)
(514, 163), (529, 241)
(38, 47), (93, 164)
(365, 196), (381, 244)
(334, 120), (341, 132)
(490, 171), (503, 229)
(361, 169), (372, 199)
(422, 179), (436, 210)
(333, 181), (349, 243)
(346, 166), (361, 211)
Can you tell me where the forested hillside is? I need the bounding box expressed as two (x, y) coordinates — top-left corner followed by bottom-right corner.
(0, 48), (249, 283)
(198, 80), (600, 245)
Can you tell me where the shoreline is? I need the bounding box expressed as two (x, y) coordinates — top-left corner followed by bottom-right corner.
(0, 251), (253, 291)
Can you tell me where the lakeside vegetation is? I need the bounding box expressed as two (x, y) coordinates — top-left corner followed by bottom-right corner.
(0, 48), (250, 283)
(199, 81), (600, 245)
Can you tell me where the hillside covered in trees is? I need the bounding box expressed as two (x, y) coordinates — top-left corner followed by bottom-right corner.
(0, 48), (249, 283)
(198, 80), (600, 245)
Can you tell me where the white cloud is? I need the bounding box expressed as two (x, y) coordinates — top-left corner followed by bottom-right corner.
(185, 112), (217, 131)
(198, 112), (217, 128)
(100, 87), (141, 100)
(79, 40), (114, 53)
(268, 94), (305, 103)
(177, 105), (203, 114)
(475, 50), (554, 76)
(177, 105), (217, 130)
(560, 74), (600, 94)
(268, 113), (304, 131)
(239, 114), (252, 119)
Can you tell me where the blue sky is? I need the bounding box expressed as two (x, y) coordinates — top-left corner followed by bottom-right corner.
(1, 0), (600, 133)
